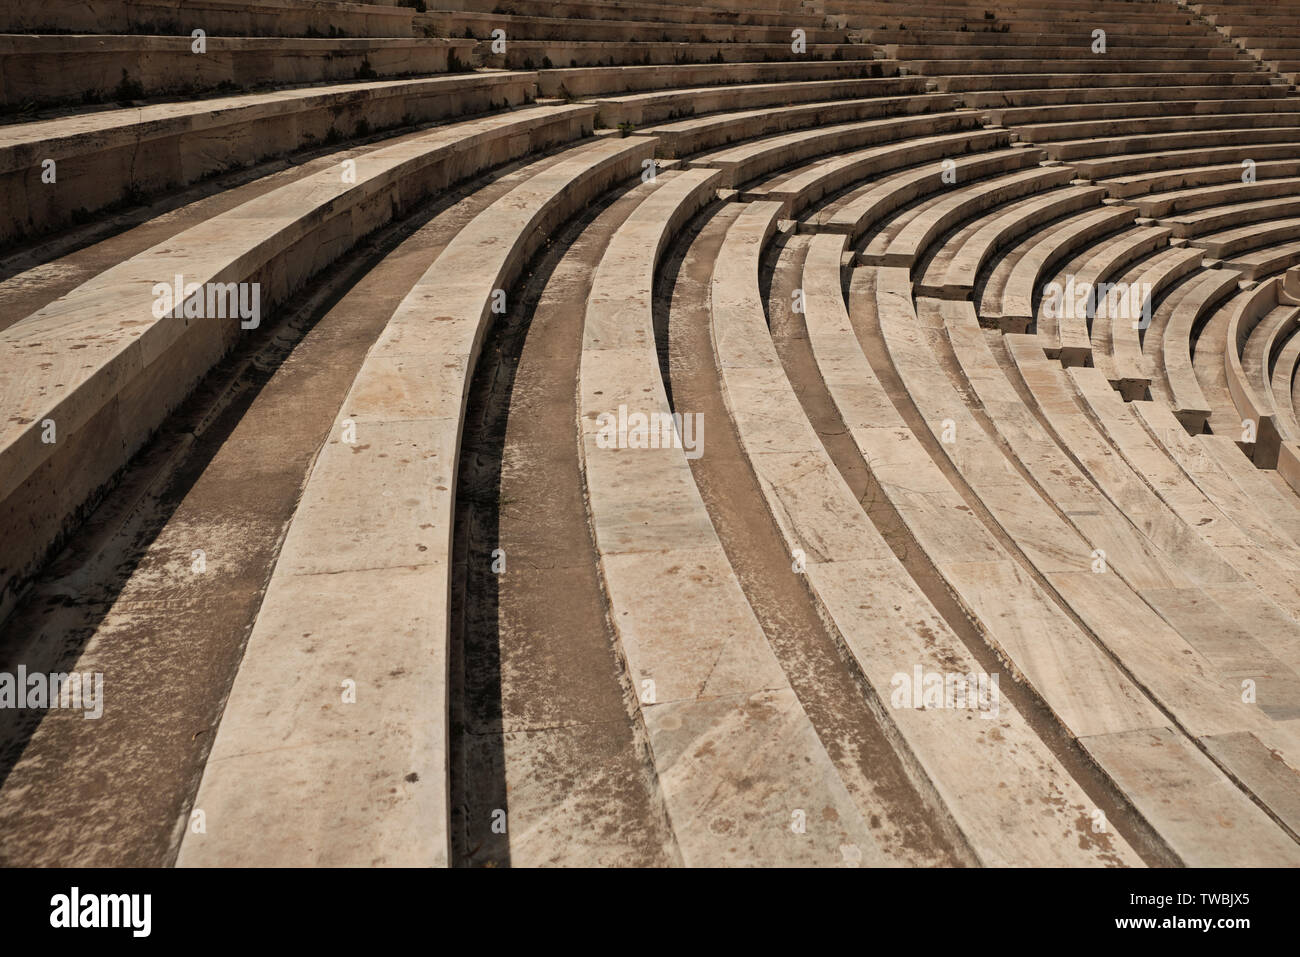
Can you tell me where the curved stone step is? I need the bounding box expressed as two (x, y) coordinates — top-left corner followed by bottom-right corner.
(0, 72), (537, 245)
(919, 184), (1109, 300)
(711, 203), (1142, 866)
(747, 128), (1009, 220)
(1, 0), (417, 37)
(593, 75), (923, 127)
(686, 109), (980, 188)
(0, 34), (476, 107)
(0, 103), (597, 625)
(648, 92), (957, 159)
(175, 134), (653, 867)
(825, 146), (1045, 243)
(1163, 268), (1244, 432)
(989, 205), (1137, 329)
(872, 267), (1300, 864)
(536, 59), (898, 98)
(877, 165), (1074, 269)
(1038, 225), (1171, 366)
(579, 168), (884, 866)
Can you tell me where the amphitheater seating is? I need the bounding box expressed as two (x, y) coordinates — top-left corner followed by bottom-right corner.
(1162, 267), (1243, 433)
(592, 74), (918, 127)
(477, 0), (826, 29)
(480, 39), (876, 70)
(0, 103), (596, 623)
(746, 128), (1006, 217)
(1100, 244), (1206, 398)
(684, 110), (980, 188)
(1225, 279), (1299, 462)
(535, 60), (893, 98)
(577, 172), (883, 866)
(0, 72), (536, 245)
(915, 183), (1107, 299)
(1, 0), (420, 38)
(177, 134), (652, 867)
(810, 143), (1038, 236)
(1035, 224), (1169, 366)
(865, 279), (1300, 858)
(981, 205), (1137, 330)
(1005, 332), (1300, 623)
(1196, 0), (1300, 86)
(1271, 316), (1300, 436)
(0, 35), (475, 108)
(415, 9), (846, 45)
(714, 204), (1142, 866)
(647, 91), (958, 159)
(1133, 397), (1300, 550)
(874, 166), (1078, 267)
(6, 0), (1300, 870)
